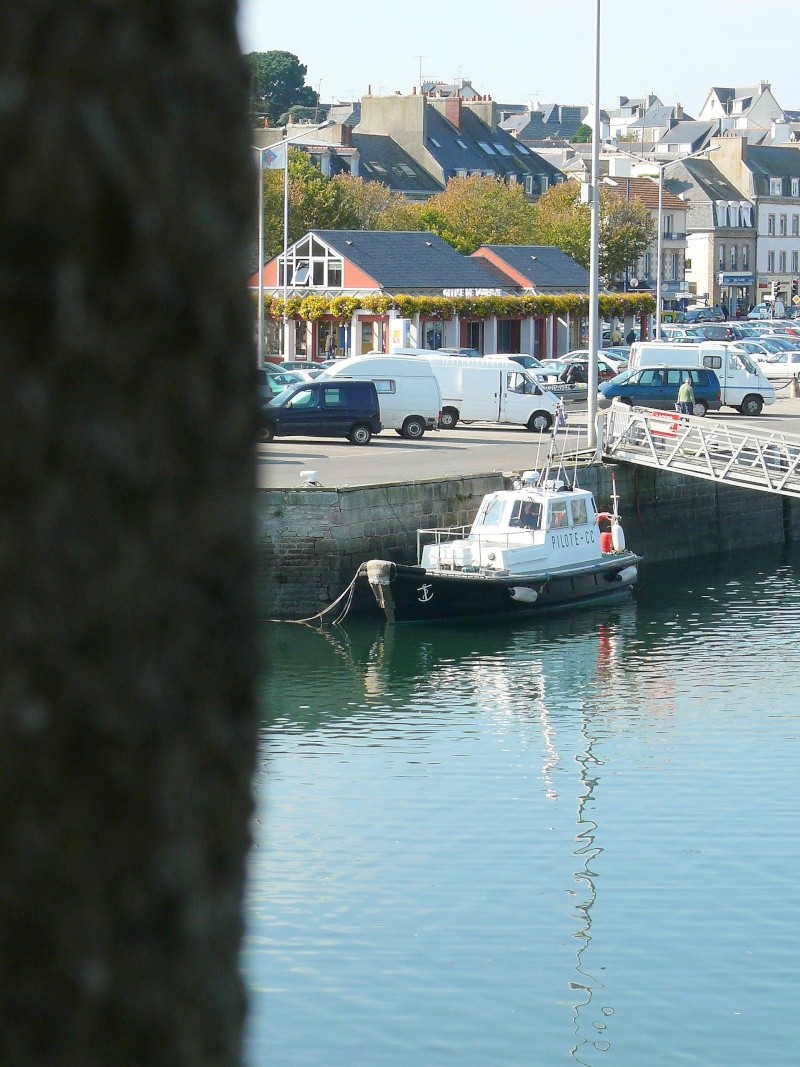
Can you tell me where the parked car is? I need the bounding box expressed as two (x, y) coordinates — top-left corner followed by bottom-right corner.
(276, 360), (325, 371)
(760, 351), (800, 382)
(733, 338), (800, 364)
(259, 379), (382, 444)
(536, 355), (620, 383)
(498, 353), (544, 370)
(433, 347), (483, 358)
(257, 368), (306, 400)
(747, 303), (775, 320)
(684, 306), (725, 323)
(599, 365), (721, 416)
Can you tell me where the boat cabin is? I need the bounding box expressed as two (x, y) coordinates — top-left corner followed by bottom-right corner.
(420, 485), (606, 575)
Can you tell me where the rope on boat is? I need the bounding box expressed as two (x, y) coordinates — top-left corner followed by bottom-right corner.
(265, 563), (367, 627)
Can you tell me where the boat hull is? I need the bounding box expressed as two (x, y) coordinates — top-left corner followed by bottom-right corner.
(365, 555), (640, 624)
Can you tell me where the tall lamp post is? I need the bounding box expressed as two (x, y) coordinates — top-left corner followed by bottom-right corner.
(586, 0), (601, 449)
(253, 118), (333, 364)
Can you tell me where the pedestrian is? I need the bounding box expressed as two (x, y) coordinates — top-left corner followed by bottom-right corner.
(610, 324), (623, 345)
(625, 328), (636, 345)
(676, 375), (694, 415)
(325, 332), (335, 357)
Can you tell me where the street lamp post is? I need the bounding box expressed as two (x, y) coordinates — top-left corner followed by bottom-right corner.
(586, 0), (601, 449)
(252, 118), (333, 364)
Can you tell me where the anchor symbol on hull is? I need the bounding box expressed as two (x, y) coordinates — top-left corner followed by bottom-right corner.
(417, 583), (433, 602)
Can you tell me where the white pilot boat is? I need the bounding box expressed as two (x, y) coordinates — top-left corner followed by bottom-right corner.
(363, 469), (640, 624)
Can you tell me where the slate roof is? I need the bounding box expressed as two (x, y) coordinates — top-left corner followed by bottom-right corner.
(352, 134), (442, 196)
(476, 245), (590, 293)
(677, 158), (750, 203)
(312, 230), (517, 292)
(424, 105), (550, 183)
(745, 144), (800, 181)
(655, 120), (718, 149)
(499, 104), (588, 143)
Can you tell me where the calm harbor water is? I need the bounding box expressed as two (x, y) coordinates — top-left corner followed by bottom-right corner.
(245, 546), (800, 1066)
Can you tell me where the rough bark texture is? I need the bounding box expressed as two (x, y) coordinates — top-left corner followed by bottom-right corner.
(0, 4), (258, 1064)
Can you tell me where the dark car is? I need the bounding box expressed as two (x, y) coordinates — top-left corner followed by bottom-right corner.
(598, 365), (721, 416)
(684, 306), (725, 324)
(260, 379), (382, 444)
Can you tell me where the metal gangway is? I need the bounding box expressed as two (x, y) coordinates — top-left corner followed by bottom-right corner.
(598, 403), (800, 499)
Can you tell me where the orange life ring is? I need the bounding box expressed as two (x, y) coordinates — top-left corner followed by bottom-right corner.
(596, 512), (613, 524)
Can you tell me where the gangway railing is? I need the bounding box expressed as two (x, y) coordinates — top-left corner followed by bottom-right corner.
(598, 403), (800, 499)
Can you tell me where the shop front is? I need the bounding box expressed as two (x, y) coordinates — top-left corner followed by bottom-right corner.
(719, 271), (755, 318)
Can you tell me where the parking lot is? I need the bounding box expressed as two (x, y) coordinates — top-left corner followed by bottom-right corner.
(258, 395), (800, 489)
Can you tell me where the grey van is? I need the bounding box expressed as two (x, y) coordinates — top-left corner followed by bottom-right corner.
(260, 379), (382, 444)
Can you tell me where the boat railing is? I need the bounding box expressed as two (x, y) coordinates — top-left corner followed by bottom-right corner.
(418, 525), (541, 566)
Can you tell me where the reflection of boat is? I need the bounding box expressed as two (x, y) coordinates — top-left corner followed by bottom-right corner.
(363, 469), (640, 624)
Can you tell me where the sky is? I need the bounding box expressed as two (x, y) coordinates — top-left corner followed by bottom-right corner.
(237, 0), (800, 117)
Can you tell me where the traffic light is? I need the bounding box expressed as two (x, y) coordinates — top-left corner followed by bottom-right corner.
(793, 277), (799, 298)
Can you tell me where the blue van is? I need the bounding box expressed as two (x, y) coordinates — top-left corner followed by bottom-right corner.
(260, 379), (382, 444)
(598, 365), (722, 416)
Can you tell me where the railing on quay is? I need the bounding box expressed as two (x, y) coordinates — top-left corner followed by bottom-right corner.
(597, 402), (800, 499)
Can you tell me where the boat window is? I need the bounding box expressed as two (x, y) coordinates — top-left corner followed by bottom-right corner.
(570, 499), (588, 525)
(476, 497), (506, 526)
(510, 500), (541, 529)
(548, 502), (569, 529)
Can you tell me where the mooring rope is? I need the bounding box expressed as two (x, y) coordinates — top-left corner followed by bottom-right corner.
(265, 564), (366, 627)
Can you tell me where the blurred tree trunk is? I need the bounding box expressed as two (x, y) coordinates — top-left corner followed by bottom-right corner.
(0, 3), (258, 1064)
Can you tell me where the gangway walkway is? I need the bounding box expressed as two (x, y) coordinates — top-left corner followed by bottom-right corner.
(598, 403), (800, 499)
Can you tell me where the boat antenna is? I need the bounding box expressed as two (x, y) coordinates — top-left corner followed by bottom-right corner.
(543, 404), (563, 485)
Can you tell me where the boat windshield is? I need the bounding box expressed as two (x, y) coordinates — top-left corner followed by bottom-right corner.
(509, 500), (542, 529)
(475, 497), (506, 527)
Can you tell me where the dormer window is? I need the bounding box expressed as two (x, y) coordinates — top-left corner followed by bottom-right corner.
(770, 177), (783, 195)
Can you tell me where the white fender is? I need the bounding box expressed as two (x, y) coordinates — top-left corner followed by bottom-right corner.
(509, 586), (539, 603)
(611, 522), (626, 551)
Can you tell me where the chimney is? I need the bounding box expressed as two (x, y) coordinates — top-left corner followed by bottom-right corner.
(443, 95), (462, 129)
(675, 102), (683, 121)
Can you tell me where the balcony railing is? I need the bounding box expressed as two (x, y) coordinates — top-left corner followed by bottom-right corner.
(661, 231), (687, 241)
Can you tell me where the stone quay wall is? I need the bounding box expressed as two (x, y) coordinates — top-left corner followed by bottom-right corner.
(257, 463), (800, 620)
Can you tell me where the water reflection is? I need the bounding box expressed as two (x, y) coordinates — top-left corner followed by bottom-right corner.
(254, 543), (800, 1066)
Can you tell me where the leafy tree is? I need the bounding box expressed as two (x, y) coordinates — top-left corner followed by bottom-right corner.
(414, 175), (538, 254)
(532, 179), (655, 282)
(248, 51), (317, 126)
(571, 123), (592, 143)
(600, 194), (656, 285)
(331, 174), (420, 231)
(260, 149), (361, 257)
(531, 180), (590, 265)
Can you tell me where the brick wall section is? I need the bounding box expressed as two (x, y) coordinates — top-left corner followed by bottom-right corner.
(257, 464), (800, 620)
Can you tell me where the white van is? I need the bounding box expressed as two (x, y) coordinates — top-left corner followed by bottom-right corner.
(422, 354), (561, 431)
(323, 354), (441, 439)
(627, 341), (775, 415)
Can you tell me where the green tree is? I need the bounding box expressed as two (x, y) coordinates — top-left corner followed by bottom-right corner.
(261, 149), (361, 257)
(600, 194), (656, 285)
(532, 179), (655, 282)
(571, 123), (592, 143)
(248, 50), (317, 126)
(415, 174), (538, 254)
(531, 180), (590, 265)
(331, 174), (419, 231)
